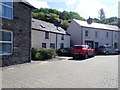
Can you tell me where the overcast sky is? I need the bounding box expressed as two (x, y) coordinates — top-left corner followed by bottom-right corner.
(27, 0), (119, 19)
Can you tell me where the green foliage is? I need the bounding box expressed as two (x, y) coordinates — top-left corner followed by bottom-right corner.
(31, 48), (37, 60)
(93, 17), (118, 26)
(32, 48), (57, 60)
(34, 52), (43, 60)
(98, 8), (105, 21)
(32, 8), (86, 30)
(61, 20), (70, 30)
(32, 8), (118, 28)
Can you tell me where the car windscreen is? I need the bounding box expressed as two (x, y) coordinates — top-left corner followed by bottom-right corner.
(73, 46), (83, 49)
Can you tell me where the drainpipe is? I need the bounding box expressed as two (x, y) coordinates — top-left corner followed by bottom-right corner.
(112, 31), (114, 47)
(81, 26), (84, 45)
(56, 33), (58, 50)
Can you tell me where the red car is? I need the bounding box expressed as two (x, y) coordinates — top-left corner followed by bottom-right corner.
(71, 45), (95, 59)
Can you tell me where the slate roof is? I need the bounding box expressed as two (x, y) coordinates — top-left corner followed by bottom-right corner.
(74, 19), (119, 31)
(32, 18), (67, 35)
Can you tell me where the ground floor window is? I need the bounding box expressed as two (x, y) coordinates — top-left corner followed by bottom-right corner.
(114, 43), (118, 48)
(42, 43), (46, 48)
(60, 43), (64, 48)
(0, 30), (13, 55)
(50, 43), (55, 49)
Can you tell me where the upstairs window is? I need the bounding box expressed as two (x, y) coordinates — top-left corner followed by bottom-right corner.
(61, 35), (64, 40)
(45, 32), (49, 39)
(85, 30), (89, 37)
(106, 32), (109, 38)
(0, 0), (13, 19)
(115, 33), (117, 39)
(95, 31), (98, 37)
(0, 30), (13, 55)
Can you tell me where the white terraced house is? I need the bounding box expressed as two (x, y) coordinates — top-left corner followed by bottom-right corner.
(31, 18), (70, 50)
(67, 19), (120, 51)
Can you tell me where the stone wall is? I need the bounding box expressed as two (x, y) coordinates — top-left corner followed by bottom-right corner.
(1, 2), (32, 66)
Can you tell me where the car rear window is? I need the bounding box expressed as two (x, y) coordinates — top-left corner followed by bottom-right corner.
(73, 46), (83, 49)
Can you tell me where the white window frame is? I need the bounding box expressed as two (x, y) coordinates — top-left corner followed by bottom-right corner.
(0, 1), (13, 20)
(0, 30), (13, 56)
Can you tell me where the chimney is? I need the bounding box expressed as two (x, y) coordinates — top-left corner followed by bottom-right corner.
(87, 16), (92, 24)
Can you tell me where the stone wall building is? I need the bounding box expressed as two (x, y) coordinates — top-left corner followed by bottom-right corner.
(0, 1), (34, 66)
(32, 19), (70, 50)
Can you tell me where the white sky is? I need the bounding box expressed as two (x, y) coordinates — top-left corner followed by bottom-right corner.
(27, 0), (119, 19)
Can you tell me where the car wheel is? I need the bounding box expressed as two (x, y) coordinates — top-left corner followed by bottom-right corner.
(84, 53), (88, 59)
(105, 51), (109, 55)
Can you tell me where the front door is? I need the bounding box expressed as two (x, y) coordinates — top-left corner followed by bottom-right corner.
(94, 42), (98, 52)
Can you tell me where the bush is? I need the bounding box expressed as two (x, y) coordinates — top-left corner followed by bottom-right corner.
(31, 48), (37, 60)
(31, 48), (57, 60)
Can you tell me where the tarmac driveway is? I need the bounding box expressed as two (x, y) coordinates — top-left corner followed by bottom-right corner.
(1, 55), (119, 88)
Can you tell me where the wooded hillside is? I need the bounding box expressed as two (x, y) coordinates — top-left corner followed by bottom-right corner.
(32, 8), (118, 30)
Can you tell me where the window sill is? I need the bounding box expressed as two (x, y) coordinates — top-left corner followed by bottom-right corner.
(0, 16), (13, 20)
(0, 53), (12, 56)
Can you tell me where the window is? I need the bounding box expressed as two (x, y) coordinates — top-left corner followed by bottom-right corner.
(50, 43), (55, 49)
(95, 31), (98, 37)
(42, 43), (46, 48)
(0, 0), (13, 19)
(45, 32), (49, 39)
(60, 43), (64, 48)
(106, 32), (109, 38)
(0, 30), (13, 55)
(85, 30), (88, 36)
(114, 43), (118, 48)
(61, 35), (64, 40)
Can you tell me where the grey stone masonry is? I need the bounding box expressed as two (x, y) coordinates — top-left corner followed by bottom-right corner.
(1, 2), (33, 66)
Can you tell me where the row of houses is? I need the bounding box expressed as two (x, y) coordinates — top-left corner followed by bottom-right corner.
(32, 19), (70, 50)
(1, 1), (120, 66)
(67, 18), (120, 49)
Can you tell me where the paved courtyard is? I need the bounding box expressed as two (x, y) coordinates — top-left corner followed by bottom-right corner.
(1, 55), (119, 88)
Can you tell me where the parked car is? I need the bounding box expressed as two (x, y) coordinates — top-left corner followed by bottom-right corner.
(71, 45), (95, 59)
(98, 45), (119, 55)
(57, 48), (72, 56)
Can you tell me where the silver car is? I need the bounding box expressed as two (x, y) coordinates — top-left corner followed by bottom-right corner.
(98, 45), (118, 55)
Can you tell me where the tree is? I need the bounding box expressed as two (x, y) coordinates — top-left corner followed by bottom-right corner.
(61, 20), (70, 30)
(98, 8), (105, 21)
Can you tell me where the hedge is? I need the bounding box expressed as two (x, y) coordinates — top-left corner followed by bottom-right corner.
(32, 48), (57, 60)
